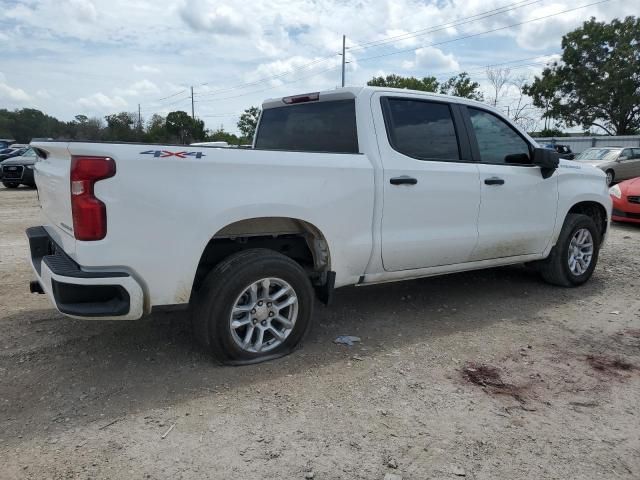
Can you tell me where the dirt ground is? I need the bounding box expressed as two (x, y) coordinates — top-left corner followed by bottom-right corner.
(1, 186), (639, 480)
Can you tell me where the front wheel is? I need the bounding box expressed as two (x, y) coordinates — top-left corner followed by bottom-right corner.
(2, 182), (19, 189)
(605, 169), (615, 186)
(191, 249), (314, 364)
(538, 214), (601, 287)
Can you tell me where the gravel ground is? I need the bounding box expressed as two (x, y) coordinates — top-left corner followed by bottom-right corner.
(1, 185), (639, 480)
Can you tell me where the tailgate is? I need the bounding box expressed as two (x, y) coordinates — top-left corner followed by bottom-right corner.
(31, 141), (76, 255)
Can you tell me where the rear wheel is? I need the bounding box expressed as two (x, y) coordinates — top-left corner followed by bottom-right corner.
(605, 169), (615, 186)
(2, 182), (19, 189)
(538, 213), (600, 287)
(191, 248), (314, 364)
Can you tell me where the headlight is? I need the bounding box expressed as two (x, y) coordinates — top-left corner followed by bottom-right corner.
(609, 184), (622, 199)
(26, 165), (34, 170)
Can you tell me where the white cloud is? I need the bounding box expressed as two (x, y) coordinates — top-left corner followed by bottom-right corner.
(134, 64), (161, 74)
(2, 0), (637, 132)
(0, 73), (32, 102)
(246, 55), (340, 87)
(114, 80), (161, 97)
(77, 93), (128, 109)
(403, 47), (460, 72)
(178, 0), (250, 36)
(66, 0), (98, 23)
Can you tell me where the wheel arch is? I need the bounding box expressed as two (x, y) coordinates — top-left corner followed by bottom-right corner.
(566, 201), (608, 239)
(190, 216), (333, 300)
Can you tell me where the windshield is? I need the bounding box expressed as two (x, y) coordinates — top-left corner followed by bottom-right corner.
(575, 148), (621, 162)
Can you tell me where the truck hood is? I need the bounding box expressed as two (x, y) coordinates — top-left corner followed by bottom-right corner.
(2, 155), (36, 166)
(579, 160), (606, 167)
(558, 158), (606, 179)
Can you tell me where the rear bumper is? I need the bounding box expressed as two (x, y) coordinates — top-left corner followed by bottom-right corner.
(27, 226), (144, 320)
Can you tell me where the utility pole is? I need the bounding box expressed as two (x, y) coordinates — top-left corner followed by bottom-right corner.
(191, 86), (195, 119)
(341, 35), (346, 87)
(137, 104), (141, 128)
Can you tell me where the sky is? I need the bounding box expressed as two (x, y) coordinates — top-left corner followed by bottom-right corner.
(0, 0), (636, 133)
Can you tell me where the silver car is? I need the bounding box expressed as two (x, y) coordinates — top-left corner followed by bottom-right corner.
(575, 147), (640, 186)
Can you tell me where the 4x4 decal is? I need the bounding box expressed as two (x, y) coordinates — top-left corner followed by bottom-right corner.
(140, 150), (206, 159)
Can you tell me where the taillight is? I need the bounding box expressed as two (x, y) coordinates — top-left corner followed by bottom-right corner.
(70, 156), (116, 241)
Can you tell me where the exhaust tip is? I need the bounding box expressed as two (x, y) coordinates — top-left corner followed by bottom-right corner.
(30, 280), (45, 294)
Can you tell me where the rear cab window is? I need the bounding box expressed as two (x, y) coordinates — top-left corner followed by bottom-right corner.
(255, 99), (359, 153)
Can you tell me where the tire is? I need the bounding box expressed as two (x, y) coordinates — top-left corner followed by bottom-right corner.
(191, 248), (314, 365)
(538, 213), (601, 287)
(605, 169), (615, 186)
(2, 182), (19, 188)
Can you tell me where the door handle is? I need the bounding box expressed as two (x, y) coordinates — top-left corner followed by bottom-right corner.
(484, 177), (505, 185)
(390, 176), (418, 185)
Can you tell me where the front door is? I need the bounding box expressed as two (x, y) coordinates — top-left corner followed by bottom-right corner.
(373, 94), (481, 271)
(463, 107), (558, 261)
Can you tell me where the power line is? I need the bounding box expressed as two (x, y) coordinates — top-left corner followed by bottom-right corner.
(356, 0), (609, 64)
(149, 0), (564, 103)
(145, 94), (192, 111)
(189, 0), (552, 100)
(431, 55), (559, 79)
(193, 57), (338, 100)
(194, 65), (341, 104)
(154, 89), (188, 102)
(143, 0), (601, 115)
(348, 0), (546, 52)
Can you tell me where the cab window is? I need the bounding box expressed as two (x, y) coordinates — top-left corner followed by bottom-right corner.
(468, 108), (531, 164)
(381, 97), (460, 161)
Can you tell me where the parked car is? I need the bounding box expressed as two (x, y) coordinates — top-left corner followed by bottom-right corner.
(0, 146), (28, 161)
(574, 147), (640, 186)
(0, 139), (16, 149)
(1, 147), (37, 188)
(609, 177), (640, 224)
(553, 144), (575, 160)
(28, 87), (610, 364)
(543, 143), (574, 159)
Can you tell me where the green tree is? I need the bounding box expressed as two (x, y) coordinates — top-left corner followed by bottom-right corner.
(438, 72), (484, 101)
(522, 68), (564, 130)
(237, 106), (261, 141)
(524, 16), (640, 135)
(165, 111), (193, 143)
(0, 108), (67, 142)
(72, 116), (104, 141)
(367, 73), (483, 100)
(104, 112), (137, 141)
(207, 126), (242, 144)
(367, 74), (440, 92)
(144, 114), (168, 143)
(529, 128), (569, 138)
(165, 111), (205, 144)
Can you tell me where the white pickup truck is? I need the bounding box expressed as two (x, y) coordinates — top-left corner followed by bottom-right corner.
(28, 87), (611, 364)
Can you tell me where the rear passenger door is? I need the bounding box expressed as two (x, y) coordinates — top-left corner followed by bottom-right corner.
(373, 94), (481, 271)
(462, 107), (558, 261)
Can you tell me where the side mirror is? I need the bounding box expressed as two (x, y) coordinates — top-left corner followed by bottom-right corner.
(618, 156), (628, 161)
(532, 147), (560, 179)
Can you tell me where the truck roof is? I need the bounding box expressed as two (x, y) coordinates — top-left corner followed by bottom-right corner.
(262, 86), (489, 110)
